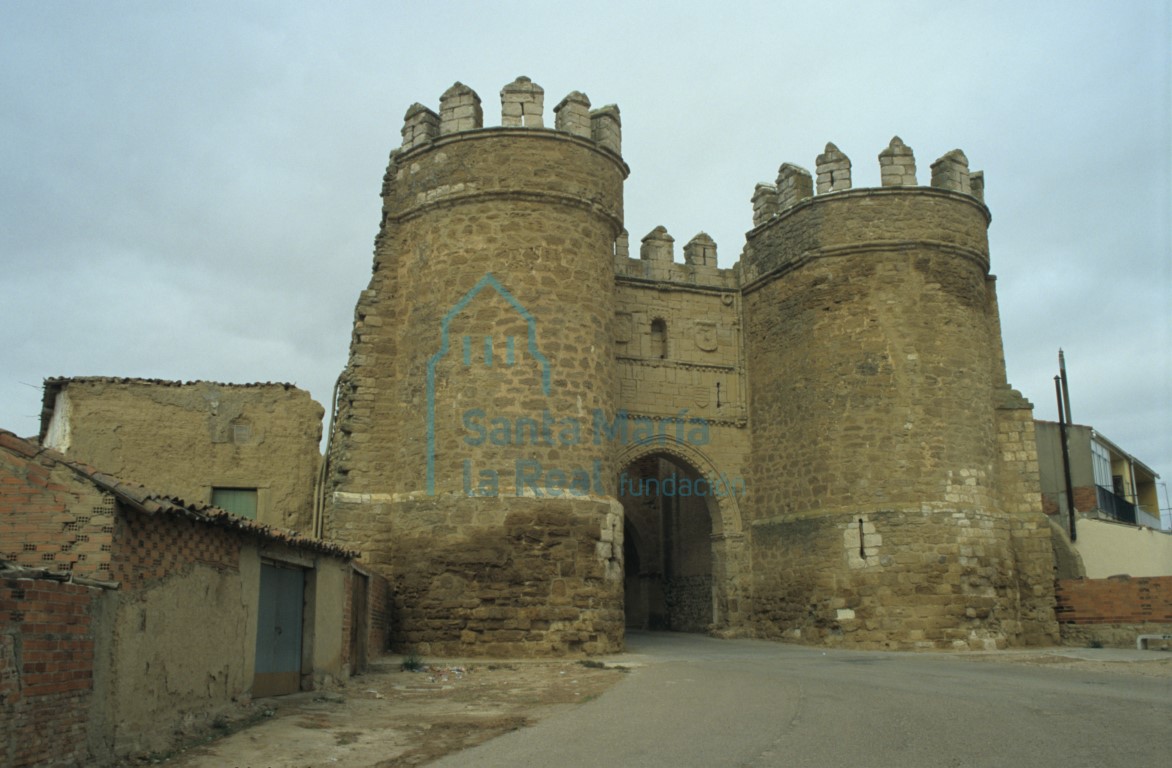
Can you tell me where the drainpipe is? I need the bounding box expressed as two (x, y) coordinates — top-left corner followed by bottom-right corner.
(1055, 376), (1076, 541)
(312, 372), (344, 539)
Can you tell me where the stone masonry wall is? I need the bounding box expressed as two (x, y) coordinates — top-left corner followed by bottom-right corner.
(740, 167), (1053, 647)
(325, 87), (1060, 653)
(751, 509), (1033, 648)
(613, 248), (752, 633)
(337, 494), (622, 656)
(994, 401), (1061, 644)
(742, 192), (996, 521)
(331, 131), (625, 499)
(328, 80), (629, 655)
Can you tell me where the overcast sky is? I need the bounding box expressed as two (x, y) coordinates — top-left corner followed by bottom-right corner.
(2, 1), (1169, 523)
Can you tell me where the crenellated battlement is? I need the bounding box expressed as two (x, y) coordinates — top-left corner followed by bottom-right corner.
(614, 225), (738, 290)
(750, 137), (985, 227)
(397, 76), (622, 155)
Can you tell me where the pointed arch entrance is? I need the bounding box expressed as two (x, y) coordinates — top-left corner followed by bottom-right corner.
(620, 452), (714, 631)
(615, 436), (748, 633)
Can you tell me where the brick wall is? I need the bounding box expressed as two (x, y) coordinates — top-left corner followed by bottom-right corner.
(0, 439), (115, 581)
(109, 506), (241, 590)
(1055, 576), (1172, 624)
(1042, 485), (1100, 518)
(1, 577), (101, 768)
(368, 568), (390, 654)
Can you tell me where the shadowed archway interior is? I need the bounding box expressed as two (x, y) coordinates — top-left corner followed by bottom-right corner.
(620, 454), (714, 632)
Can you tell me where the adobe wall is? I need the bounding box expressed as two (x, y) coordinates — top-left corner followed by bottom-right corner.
(1, 429), (363, 760)
(102, 508), (356, 756)
(93, 504), (253, 757)
(41, 379), (323, 531)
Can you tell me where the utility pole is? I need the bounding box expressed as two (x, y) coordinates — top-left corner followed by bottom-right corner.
(1055, 374), (1076, 541)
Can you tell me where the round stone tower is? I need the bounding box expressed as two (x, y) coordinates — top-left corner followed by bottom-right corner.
(326, 78), (629, 655)
(742, 139), (1053, 649)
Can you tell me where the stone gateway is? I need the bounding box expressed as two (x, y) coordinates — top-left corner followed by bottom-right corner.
(323, 77), (1059, 655)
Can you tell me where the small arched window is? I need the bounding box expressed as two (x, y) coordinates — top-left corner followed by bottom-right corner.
(650, 319), (667, 359)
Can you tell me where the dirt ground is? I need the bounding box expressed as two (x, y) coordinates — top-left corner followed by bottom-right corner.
(960, 649), (1172, 677)
(137, 657), (629, 768)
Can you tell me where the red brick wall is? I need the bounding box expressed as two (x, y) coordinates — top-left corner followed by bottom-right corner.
(109, 506), (241, 589)
(1055, 576), (1172, 624)
(1, 577), (100, 768)
(1042, 485), (1099, 518)
(0, 445), (116, 581)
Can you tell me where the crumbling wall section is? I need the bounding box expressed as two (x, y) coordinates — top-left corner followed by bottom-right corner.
(41, 379), (323, 531)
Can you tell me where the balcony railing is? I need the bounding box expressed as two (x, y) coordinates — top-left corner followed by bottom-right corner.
(1095, 485), (1137, 525)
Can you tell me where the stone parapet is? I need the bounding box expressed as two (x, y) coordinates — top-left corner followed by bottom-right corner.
(815, 142), (852, 193)
(400, 78), (621, 157)
(616, 225), (738, 289)
(750, 138), (985, 228)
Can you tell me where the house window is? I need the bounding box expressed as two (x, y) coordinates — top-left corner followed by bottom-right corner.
(1090, 440), (1112, 489)
(212, 487), (258, 520)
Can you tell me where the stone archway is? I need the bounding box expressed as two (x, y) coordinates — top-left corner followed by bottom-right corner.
(614, 436), (748, 633)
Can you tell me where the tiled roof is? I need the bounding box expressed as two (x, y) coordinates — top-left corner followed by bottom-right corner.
(42, 376), (302, 389)
(0, 429), (356, 560)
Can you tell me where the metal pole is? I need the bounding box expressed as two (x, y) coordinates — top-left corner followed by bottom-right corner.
(1055, 375), (1077, 541)
(1058, 349), (1072, 425)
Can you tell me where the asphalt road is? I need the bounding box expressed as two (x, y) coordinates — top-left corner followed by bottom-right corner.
(432, 631), (1171, 768)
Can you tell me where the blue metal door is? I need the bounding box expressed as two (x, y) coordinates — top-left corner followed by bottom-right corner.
(254, 562), (304, 696)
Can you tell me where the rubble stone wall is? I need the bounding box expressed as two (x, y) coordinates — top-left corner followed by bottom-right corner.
(335, 494), (622, 656)
(328, 83), (628, 654)
(741, 183), (1054, 648)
